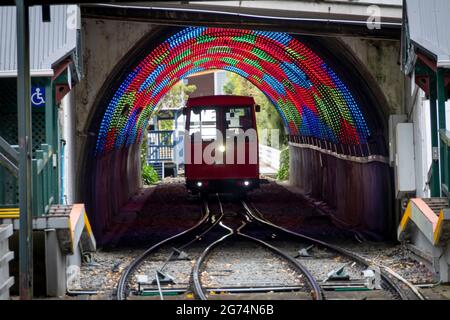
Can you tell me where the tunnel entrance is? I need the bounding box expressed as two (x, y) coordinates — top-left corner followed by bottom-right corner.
(80, 26), (392, 241)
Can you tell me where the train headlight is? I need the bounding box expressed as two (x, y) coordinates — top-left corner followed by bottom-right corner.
(218, 145), (226, 153)
(197, 182), (203, 188)
(244, 181), (250, 187)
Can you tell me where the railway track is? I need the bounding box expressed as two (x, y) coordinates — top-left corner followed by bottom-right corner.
(115, 197), (221, 300)
(243, 201), (425, 300)
(191, 205), (322, 300)
(115, 195), (424, 300)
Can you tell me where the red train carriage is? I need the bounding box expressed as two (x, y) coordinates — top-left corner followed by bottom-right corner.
(184, 95), (261, 195)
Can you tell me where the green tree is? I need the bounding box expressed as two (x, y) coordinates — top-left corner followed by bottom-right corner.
(140, 126), (159, 185)
(223, 72), (287, 148)
(277, 148), (290, 181)
(142, 164), (160, 185)
(154, 81), (196, 131)
(156, 81), (197, 112)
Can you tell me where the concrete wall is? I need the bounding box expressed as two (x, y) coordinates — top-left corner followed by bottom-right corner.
(187, 72), (215, 97)
(74, 18), (154, 237)
(72, 19), (404, 238)
(84, 143), (141, 238)
(290, 145), (392, 237)
(185, 1), (403, 21)
(340, 37), (405, 116)
(286, 37), (403, 238)
(74, 18), (154, 199)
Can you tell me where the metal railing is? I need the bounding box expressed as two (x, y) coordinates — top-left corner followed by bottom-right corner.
(0, 143), (56, 216)
(288, 135), (389, 165)
(32, 144), (55, 216)
(147, 131), (175, 162)
(259, 144), (281, 171)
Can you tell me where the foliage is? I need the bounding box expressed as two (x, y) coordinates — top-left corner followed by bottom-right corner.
(142, 164), (160, 185)
(223, 72), (287, 148)
(277, 148), (290, 181)
(155, 81), (197, 112)
(140, 126), (158, 185)
(159, 119), (174, 131)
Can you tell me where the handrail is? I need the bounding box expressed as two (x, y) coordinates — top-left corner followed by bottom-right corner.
(289, 135), (388, 162)
(289, 141), (389, 165)
(35, 144), (52, 174)
(32, 144), (55, 216)
(439, 130), (450, 202)
(0, 135), (18, 164)
(0, 152), (18, 177)
(440, 130), (450, 147)
(0, 136), (19, 177)
(0, 143), (56, 217)
(259, 144), (281, 170)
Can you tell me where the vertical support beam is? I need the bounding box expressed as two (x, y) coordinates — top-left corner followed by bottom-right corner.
(437, 69), (447, 130)
(174, 110), (179, 178)
(437, 68), (448, 192)
(45, 79), (57, 152)
(16, 0), (33, 300)
(429, 72), (441, 197)
(45, 79), (59, 204)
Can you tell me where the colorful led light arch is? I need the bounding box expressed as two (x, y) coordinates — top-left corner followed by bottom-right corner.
(95, 27), (371, 155)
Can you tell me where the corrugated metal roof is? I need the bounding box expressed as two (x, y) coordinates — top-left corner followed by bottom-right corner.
(406, 0), (450, 67)
(0, 5), (77, 77)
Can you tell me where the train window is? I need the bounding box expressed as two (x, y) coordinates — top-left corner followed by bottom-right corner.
(189, 108), (217, 141)
(224, 106), (256, 143)
(224, 107), (253, 132)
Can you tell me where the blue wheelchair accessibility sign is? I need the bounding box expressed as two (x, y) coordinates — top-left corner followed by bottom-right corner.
(31, 87), (46, 107)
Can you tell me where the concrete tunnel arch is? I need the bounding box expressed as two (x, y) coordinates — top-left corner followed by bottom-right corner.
(80, 26), (393, 240)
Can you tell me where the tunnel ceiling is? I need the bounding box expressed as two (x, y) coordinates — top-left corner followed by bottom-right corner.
(95, 27), (373, 156)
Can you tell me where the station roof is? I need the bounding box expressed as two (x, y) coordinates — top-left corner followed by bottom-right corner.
(0, 5), (78, 77)
(406, 0), (450, 68)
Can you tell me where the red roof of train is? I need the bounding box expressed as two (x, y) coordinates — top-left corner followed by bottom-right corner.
(186, 95), (255, 108)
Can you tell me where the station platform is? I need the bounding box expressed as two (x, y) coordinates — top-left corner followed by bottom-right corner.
(398, 198), (450, 283)
(0, 204), (96, 297)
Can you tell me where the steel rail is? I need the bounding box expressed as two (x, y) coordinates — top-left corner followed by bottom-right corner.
(192, 214), (323, 300)
(115, 200), (211, 300)
(158, 194), (225, 272)
(236, 220), (323, 300)
(192, 222), (235, 300)
(382, 266), (426, 300)
(242, 201), (421, 300)
(140, 285), (309, 296)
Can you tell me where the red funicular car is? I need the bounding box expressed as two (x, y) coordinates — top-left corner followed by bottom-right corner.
(184, 95), (260, 195)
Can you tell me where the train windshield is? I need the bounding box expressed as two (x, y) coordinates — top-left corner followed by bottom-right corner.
(188, 105), (254, 142)
(224, 106), (253, 134)
(189, 108), (217, 141)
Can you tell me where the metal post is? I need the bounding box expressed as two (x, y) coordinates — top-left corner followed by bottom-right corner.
(437, 69), (447, 129)
(429, 72), (441, 197)
(16, 0), (33, 300)
(174, 110), (179, 178)
(437, 68), (448, 194)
